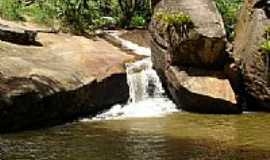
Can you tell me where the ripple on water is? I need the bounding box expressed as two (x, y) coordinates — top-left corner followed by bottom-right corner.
(2, 113), (270, 160)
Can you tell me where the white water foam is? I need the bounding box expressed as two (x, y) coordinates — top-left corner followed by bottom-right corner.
(81, 32), (178, 121)
(106, 30), (151, 56)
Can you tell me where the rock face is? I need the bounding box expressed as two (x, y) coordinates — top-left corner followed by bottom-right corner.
(150, 0), (227, 68)
(232, 0), (270, 110)
(0, 31), (136, 132)
(0, 24), (37, 45)
(166, 66), (239, 113)
(150, 0), (241, 113)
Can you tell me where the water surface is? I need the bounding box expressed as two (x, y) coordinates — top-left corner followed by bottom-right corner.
(1, 112), (270, 160)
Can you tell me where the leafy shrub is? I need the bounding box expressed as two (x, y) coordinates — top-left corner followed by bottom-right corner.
(265, 26), (270, 37)
(261, 27), (270, 53)
(23, 0), (98, 32)
(261, 40), (270, 79)
(260, 27), (270, 79)
(0, 0), (24, 21)
(118, 0), (151, 28)
(23, 0), (58, 26)
(94, 17), (117, 29)
(55, 0), (101, 34)
(214, 0), (244, 41)
(261, 40), (270, 53)
(0, 0), (151, 32)
(155, 11), (193, 27)
(133, 0), (152, 23)
(155, 11), (194, 45)
(130, 16), (146, 28)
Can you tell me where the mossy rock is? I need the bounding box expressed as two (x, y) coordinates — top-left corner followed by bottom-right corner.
(154, 11), (193, 26)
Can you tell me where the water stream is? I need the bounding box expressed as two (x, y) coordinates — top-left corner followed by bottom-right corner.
(91, 57), (177, 120)
(84, 31), (177, 120)
(2, 113), (270, 160)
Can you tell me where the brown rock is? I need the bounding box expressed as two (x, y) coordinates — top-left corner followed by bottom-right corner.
(150, 0), (227, 68)
(151, 37), (168, 82)
(165, 66), (240, 114)
(232, 0), (270, 110)
(0, 31), (136, 132)
(150, 0), (241, 113)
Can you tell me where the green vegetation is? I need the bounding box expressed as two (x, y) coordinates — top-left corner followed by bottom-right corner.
(130, 15), (146, 28)
(56, 1), (101, 33)
(0, 0), (24, 21)
(23, 0), (58, 27)
(154, 11), (194, 38)
(214, 0), (244, 41)
(155, 11), (193, 26)
(261, 40), (270, 79)
(0, 0), (151, 34)
(265, 26), (270, 38)
(261, 27), (270, 54)
(0, 0), (243, 38)
(154, 11), (194, 45)
(260, 27), (270, 79)
(118, 0), (151, 28)
(261, 40), (270, 53)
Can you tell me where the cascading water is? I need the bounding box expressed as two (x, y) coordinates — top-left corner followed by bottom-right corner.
(127, 57), (165, 103)
(84, 31), (178, 121)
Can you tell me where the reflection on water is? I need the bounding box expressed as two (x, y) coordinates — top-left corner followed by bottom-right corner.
(1, 112), (270, 160)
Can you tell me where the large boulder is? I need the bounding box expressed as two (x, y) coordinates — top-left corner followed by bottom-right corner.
(165, 66), (240, 114)
(150, 0), (228, 68)
(0, 31), (137, 132)
(150, 0), (241, 113)
(232, 0), (270, 110)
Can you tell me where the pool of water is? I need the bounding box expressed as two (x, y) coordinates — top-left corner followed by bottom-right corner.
(1, 112), (270, 160)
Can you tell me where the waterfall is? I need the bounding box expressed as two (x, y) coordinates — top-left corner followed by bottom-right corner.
(127, 57), (165, 103)
(92, 58), (177, 120)
(82, 31), (178, 121)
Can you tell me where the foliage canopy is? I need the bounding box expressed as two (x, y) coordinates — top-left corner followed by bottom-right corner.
(0, 0), (151, 34)
(0, 0), (244, 38)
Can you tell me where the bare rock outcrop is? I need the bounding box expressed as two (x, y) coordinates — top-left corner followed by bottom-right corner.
(232, 0), (270, 110)
(150, 0), (227, 69)
(0, 30), (137, 132)
(166, 66), (239, 114)
(150, 0), (241, 113)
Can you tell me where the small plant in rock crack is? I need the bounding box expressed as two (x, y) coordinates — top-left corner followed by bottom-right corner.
(154, 11), (194, 43)
(265, 26), (270, 35)
(260, 26), (270, 81)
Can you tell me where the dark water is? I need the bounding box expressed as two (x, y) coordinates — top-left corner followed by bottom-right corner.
(1, 112), (270, 160)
